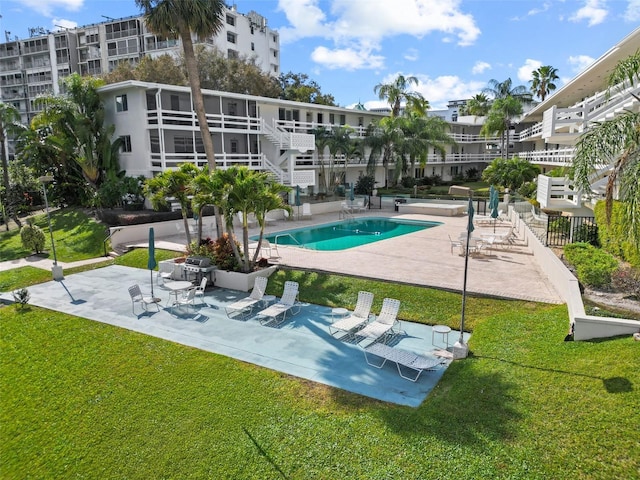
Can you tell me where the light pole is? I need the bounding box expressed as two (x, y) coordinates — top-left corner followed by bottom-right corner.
(38, 175), (63, 280)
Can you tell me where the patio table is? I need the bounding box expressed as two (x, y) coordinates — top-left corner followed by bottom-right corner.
(164, 280), (193, 309)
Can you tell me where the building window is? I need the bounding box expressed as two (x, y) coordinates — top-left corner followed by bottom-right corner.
(120, 135), (132, 152)
(228, 102), (237, 116)
(170, 95), (180, 110)
(230, 139), (238, 153)
(227, 31), (236, 43)
(226, 14), (235, 26)
(272, 34), (277, 42)
(329, 114), (335, 124)
(273, 50), (278, 57)
(115, 94), (128, 112)
(251, 42), (255, 51)
(339, 114), (346, 125)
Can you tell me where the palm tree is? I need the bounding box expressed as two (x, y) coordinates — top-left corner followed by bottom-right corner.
(136, 0), (225, 235)
(144, 163), (200, 244)
(374, 74), (423, 117)
(328, 126), (353, 188)
(481, 96), (524, 157)
(365, 116), (405, 187)
(465, 93), (491, 120)
(0, 102), (23, 229)
(483, 78), (533, 104)
(573, 50), (640, 246)
(481, 156), (540, 191)
(311, 126), (331, 194)
(530, 65), (559, 102)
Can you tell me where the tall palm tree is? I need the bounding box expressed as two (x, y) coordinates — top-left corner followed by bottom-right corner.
(530, 65), (559, 101)
(480, 96), (523, 157)
(483, 78), (533, 104)
(0, 102), (22, 229)
(136, 0), (225, 234)
(573, 50), (640, 246)
(311, 126), (331, 194)
(374, 74), (423, 117)
(328, 126), (353, 188)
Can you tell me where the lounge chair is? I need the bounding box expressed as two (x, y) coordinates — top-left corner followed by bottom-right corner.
(447, 234), (463, 255)
(363, 343), (443, 382)
(256, 281), (300, 326)
(328, 291), (374, 338)
(356, 298), (402, 344)
(225, 276), (268, 319)
(157, 262), (175, 285)
(128, 284), (160, 315)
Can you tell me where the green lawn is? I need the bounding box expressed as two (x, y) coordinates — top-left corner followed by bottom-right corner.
(1, 257), (638, 478)
(0, 208), (108, 262)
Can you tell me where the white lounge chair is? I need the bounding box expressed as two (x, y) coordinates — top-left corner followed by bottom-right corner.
(357, 298), (402, 344)
(257, 281), (300, 326)
(363, 343), (442, 382)
(157, 262), (175, 285)
(128, 284), (160, 315)
(328, 291), (374, 338)
(225, 276), (268, 319)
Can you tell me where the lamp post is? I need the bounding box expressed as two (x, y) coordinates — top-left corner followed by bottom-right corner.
(38, 175), (63, 280)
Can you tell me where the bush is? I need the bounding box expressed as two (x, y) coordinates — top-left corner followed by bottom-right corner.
(354, 175), (375, 195)
(564, 242), (618, 288)
(12, 288), (30, 309)
(20, 219), (46, 254)
(594, 200), (640, 268)
(213, 233), (241, 272)
(400, 176), (416, 188)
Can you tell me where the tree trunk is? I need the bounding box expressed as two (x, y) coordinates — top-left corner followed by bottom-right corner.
(0, 126), (10, 230)
(179, 27), (224, 238)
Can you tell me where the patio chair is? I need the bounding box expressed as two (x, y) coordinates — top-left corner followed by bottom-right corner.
(194, 277), (207, 305)
(447, 234), (463, 255)
(128, 284), (160, 315)
(363, 343), (442, 382)
(225, 276), (269, 319)
(356, 298), (402, 345)
(260, 239), (279, 259)
(172, 287), (197, 314)
(256, 280), (300, 326)
(157, 262), (175, 285)
(328, 291), (375, 339)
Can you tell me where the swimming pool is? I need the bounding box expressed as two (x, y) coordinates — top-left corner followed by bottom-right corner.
(256, 217), (442, 251)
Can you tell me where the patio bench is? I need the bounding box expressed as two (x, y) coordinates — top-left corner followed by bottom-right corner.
(363, 343), (443, 382)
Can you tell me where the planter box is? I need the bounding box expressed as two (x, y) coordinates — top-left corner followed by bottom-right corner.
(214, 265), (278, 292)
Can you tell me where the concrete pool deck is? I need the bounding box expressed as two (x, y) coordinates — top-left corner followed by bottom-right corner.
(144, 209), (562, 305)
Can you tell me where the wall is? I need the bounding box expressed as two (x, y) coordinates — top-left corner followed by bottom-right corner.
(510, 208), (640, 341)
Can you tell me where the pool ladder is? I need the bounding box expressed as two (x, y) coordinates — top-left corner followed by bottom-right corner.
(274, 233), (308, 250)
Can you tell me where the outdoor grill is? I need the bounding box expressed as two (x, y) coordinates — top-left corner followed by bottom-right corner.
(184, 256), (216, 284)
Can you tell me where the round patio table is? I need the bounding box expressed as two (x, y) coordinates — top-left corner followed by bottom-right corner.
(432, 325), (452, 348)
(164, 280), (193, 307)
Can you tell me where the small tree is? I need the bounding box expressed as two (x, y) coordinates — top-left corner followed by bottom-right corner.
(20, 218), (45, 254)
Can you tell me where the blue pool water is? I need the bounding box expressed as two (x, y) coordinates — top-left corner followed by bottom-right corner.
(255, 217), (442, 251)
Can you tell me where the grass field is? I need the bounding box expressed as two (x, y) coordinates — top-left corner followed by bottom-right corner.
(1, 254), (639, 478)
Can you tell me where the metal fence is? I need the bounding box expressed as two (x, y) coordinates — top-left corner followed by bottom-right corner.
(545, 215), (598, 247)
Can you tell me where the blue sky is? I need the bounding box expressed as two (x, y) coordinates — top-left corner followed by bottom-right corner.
(2, 0), (639, 109)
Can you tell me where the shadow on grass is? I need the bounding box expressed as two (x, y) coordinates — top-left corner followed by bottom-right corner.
(476, 354), (633, 394)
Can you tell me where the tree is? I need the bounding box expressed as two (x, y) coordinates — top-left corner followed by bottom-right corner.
(278, 72), (336, 105)
(144, 163), (200, 245)
(480, 96), (523, 157)
(481, 156), (540, 191)
(104, 55), (188, 86)
(29, 74), (123, 203)
(374, 74), (423, 118)
(0, 102), (23, 229)
(136, 0), (225, 236)
(365, 116), (405, 186)
(464, 93), (491, 119)
(573, 49), (640, 248)
(483, 78), (533, 104)
(530, 65), (559, 102)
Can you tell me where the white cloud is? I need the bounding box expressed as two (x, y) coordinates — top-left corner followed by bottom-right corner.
(52, 18), (78, 30)
(518, 59), (542, 82)
(624, 0), (640, 21)
(20, 0), (84, 17)
(277, 0), (481, 71)
(414, 74), (485, 110)
(311, 45), (385, 70)
(404, 48), (419, 62)
(472, 61), (491, 75)
(569, 0), (608, 26)
(527, 2), (552, 16)
(568, 54), (595, 73)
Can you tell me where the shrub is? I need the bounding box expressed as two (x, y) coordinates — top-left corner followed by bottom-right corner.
(400, 176), (416, 188)
(594, 200), (640, 268)
(564, 242), (618, 288)
(354, 175), (375, 195)
(12, 288), (30, 309)
(213, 233), (241, 272)
(20, 219), (46, 254)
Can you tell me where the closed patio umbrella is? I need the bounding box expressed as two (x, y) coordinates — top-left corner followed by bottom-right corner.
(148, 227), (157, 297)
(489, 185), (499, 232)
(349, 182), (355, 202)
(456, 194), (474, 358)
(295, 185), (301, 219)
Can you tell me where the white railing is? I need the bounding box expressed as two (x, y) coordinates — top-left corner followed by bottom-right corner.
(519, 148), (575, 165)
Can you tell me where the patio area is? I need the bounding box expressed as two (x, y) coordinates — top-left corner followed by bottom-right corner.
(1, 265), (469, 407)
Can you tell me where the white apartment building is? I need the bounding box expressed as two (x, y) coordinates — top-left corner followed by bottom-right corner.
(0, 5), (279, 128)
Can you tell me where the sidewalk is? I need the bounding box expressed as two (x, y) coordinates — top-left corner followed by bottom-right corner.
(0, 254), (110, 273)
